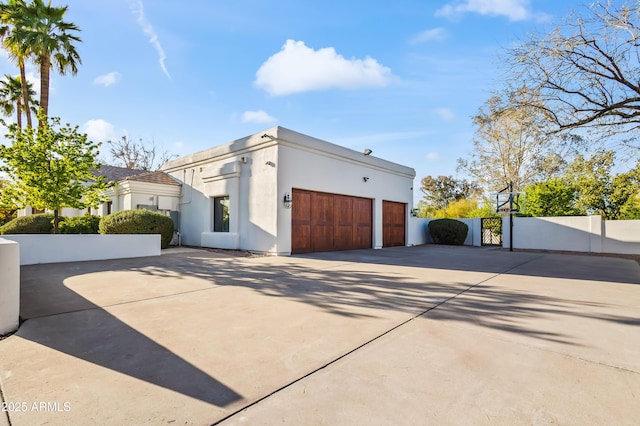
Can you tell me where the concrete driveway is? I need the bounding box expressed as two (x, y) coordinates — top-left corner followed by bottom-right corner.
(0, 245), (638, 425)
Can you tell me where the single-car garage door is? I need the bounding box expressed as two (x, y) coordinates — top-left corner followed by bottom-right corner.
(383, 200), (406, 247)
(292, 189), (372, 254)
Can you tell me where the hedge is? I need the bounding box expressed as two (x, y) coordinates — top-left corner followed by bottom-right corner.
(58, 215), (101, 234)
(428, 218), (468, 245)
(0, 213), (54, 234)
(99, 209), (174, 249)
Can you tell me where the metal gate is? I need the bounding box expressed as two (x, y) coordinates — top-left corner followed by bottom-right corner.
(481, 217), (502, 246)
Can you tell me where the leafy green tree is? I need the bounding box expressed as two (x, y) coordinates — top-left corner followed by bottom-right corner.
(420, 175), (478, 210)
(2, 0), (81, 121)
(524, 178), (583, 217)
(0, 179), (17, 225)
(0, 116), (111, 233)
(0, 73), (35, 128)
(426, 198), (493, 219)
(620, 195), (640, 219)
(565, 151), (640, 220)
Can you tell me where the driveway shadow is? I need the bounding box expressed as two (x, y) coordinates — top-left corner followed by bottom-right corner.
(13, 245), (640, 412)
(17, 257), (244, 407)
(296, 245), (640, 284)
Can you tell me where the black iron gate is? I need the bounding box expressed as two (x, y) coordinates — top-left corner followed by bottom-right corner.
(481, 217), (502, 246)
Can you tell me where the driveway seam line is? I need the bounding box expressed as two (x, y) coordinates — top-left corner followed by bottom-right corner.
(0, 379), (12, 426)
(212, 255), (544, 425)
(23, 285), (226, 321)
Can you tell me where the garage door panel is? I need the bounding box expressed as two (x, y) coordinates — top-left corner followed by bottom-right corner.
(292, 189), (312, 253)
(334, 196), (354, 249)
(311, 193), (334, 252)
(383, 201), (406, 247)
(354, 198), (372, 249)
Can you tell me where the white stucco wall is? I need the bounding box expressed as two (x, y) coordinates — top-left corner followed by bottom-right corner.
(276, 130), (415, 253)
(0, 238), (20, 335)
(1, 234), (161, 265)
(603, 219), (640, 254)
(165, 142), (281, 251)
(503, 216), (602, 252)
(163, 127), (417, 254)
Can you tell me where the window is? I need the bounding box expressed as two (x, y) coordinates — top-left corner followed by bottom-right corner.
(213, 196), (229, 232)
(106, 201), (112, 215)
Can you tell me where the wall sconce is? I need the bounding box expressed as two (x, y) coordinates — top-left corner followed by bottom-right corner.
(363, 177), (369, 182)
(411, 208), (419, 217)
(283, 192), (292, 209)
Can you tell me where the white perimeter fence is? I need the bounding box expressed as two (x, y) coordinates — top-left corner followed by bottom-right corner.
(411, 215), (640, 255)
(0, 234), (161, 335)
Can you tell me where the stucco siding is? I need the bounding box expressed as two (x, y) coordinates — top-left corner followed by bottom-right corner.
(277, 143), (415, 252)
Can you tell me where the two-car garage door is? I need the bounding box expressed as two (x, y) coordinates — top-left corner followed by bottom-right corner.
(291, 189), (406, 254)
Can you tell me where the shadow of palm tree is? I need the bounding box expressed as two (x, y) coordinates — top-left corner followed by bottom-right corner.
(16, 245), (639, 410)
(18, 259), (243, 407)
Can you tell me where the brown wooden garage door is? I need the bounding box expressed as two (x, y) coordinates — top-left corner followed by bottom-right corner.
(292, 189), (372, 254)
(383, 200), (406, 247)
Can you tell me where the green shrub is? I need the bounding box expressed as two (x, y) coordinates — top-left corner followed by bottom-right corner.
(99, 210), (174, 249)
(58, 215), (101, 234)
(0, 213), (54, 234)
(428, 218), (469, 245)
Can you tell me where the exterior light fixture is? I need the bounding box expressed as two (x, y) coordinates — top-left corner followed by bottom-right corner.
(283, 192), (292, 209)
(364, 148), (372, 156)
(411, 208), (419, 217)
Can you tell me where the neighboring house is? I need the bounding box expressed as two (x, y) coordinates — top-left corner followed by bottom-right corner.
(162, 126), (417, 255)
(18, 164), (182, 219)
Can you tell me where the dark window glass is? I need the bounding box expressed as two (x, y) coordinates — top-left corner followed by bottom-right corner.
(213, 196), (229, 232)
(107, 201), (113, 215)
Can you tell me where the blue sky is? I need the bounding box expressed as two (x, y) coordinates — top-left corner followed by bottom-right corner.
(0, 0), (581, 198)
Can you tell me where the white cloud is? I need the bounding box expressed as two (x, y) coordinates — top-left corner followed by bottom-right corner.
(425, 152), (444, 161)
(174, 141), (185, 152)
(255, 39), (392, 96)
(410, 28), (449, 44)
(94, 72), (122, 87)
(241, 110), (277, 124)
(436, 0), (532, 21)
(83, 119), (116, 143)
(130, 0), (171, 80)
(435, 107), (455, 121)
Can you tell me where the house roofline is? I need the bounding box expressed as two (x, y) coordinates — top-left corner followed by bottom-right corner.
(161, 126), (416, 178)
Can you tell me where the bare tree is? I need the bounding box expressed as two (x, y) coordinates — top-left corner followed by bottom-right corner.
(457, 88), (565, 192)
(507, 0), (640, 149)
(108, 136), (176, 170)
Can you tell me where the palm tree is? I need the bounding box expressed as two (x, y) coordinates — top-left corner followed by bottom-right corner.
(10, 0), (81, 123)
(0, 0), (34, 128)
(0, 74), (35, 128)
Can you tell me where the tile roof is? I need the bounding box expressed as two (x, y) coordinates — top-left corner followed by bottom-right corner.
(125, 170), (182, 186)
(92, 165), (181, 186)
(93, 165), (148, 182)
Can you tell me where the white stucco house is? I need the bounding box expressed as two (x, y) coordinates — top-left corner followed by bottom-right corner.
(162, 126), (418, 255)
(18, 165), (182, 219)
